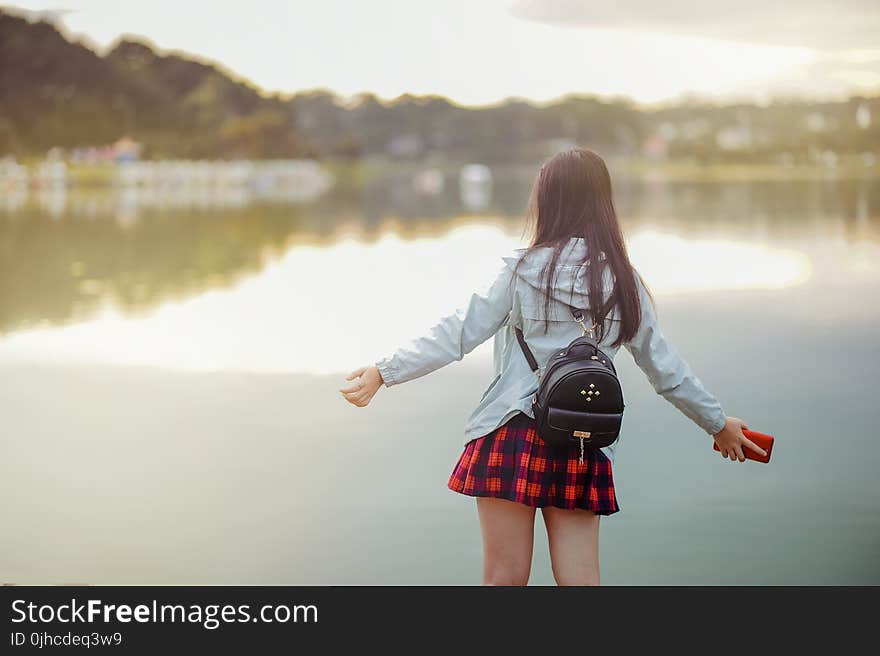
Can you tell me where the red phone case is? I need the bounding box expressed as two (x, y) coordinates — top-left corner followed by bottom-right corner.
(713, 429), (774, 463)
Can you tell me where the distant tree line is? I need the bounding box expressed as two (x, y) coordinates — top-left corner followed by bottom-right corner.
(1, 9), (878, 164)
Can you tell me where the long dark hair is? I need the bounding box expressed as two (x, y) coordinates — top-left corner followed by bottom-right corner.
(517, 148), (650, 347)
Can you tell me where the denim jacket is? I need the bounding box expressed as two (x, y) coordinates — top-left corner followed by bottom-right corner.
(375, 237), (727, 462)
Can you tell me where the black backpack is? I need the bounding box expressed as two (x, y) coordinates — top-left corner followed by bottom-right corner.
(515, 307), (624, 461)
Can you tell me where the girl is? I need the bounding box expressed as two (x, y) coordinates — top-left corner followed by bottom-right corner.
(339, 148), (765, 586)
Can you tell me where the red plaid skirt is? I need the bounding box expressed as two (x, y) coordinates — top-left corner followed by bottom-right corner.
(448, 412), (620, 514)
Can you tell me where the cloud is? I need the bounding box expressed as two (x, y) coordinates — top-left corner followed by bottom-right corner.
(510, 0), (880, 50)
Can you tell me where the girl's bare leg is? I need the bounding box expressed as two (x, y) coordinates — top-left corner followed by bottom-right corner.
(476, 497), (536, 585)
(542, 507), (601, 586)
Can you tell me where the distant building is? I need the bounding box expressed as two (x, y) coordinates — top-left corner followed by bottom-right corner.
(34, 154), (67, 189)
(716, 124), (752, 151)
(460, 164), (492, 211)
(413, 169), (444, 196)
(112, 137), (142, 163)
(856, 103), (871, 130)
(0, 156), (28, 190)
(643, 134), (668, 159)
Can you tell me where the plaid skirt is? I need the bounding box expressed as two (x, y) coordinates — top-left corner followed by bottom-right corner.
(448, 412), (620, 514)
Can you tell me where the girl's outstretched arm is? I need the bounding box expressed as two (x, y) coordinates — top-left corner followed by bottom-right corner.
(624, 271), (765, 461)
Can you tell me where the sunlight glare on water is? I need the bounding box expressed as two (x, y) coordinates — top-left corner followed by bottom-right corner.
(628, 230), (812, 294)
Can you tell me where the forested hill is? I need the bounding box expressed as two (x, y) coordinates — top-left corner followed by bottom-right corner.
(0, 10), (304, 158)
(1, 8), (878, 163)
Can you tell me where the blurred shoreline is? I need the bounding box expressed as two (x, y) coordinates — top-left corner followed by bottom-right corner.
(2, 156), (878, 199)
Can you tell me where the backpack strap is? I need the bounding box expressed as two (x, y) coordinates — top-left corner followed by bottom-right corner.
(515, 306), (592, 375)
(514, 327), (540, 373)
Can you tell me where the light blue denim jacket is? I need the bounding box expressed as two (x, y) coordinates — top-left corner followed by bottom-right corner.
(375, 237), (727, 462)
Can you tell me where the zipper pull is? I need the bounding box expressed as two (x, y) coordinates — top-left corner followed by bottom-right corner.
(574, 430), (591, 465)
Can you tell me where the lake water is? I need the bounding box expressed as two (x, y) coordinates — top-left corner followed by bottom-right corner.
(1, 173), (878, 584)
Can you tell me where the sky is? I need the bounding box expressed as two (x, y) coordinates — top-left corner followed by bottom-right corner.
(6, 0), (880, 106)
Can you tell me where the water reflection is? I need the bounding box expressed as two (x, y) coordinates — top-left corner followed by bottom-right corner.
(0, 175), (876, 345)
(0, 220), (821, 374)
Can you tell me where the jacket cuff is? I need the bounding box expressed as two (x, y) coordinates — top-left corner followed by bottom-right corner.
(704, 411), (728, 437)
(375, 357), (398, 387)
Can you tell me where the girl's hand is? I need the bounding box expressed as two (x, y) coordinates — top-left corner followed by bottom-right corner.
(713, 416), (767, 462)
(339, 366), (384, 407)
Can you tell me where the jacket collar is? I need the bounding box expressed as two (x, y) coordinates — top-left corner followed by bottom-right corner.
(502, 238), (611, 301)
